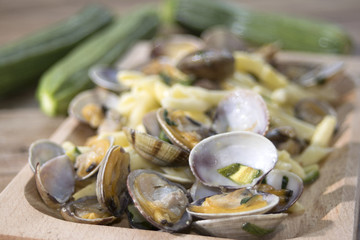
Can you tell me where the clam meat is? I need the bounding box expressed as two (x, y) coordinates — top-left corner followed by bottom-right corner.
(127, 169), (192, 232)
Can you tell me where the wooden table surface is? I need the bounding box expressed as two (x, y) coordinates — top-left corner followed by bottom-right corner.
(0, 0), (360, 193)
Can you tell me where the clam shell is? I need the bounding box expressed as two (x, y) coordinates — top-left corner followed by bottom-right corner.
(35, 155), (75, 209)
(189, 131), (278, 189)
(124, 127), (189, 166)
(28, 139), (65, 172)
(265, 169), (304, 213)
(76, 136), (114, 181)
(127, 169), (192, 232)
(89, 66), (127, 92)
(96, 145), (130, 217)
(60, 196), (117, 225)
(68, 88), (118, 126)
(187, 191), (279, 220)
(157, 108), (214, 152)
(212, 89), (269, 135)
(193, 213), (288, 239)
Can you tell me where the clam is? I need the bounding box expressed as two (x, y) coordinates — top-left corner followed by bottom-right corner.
(96, 145), (130, 217)
(74, 136), (114, 180)
(126, 203), (157, 230)
(28, 139), (65, 172)
(60, 196), (117, 225)
(142, 110), (162, 137)
(266, 126), (307, 155)
(151, 34), (205, 63)
(259, 169), (304, 213)
(89, 66), (127, 92)
(124, 127), (189, 166)
(68, 88), (119, 128)
(276, 61), (344, 87)
(189, 131), (277, 189)
(187, 188), (279, 219)
(177, 49), (235, 82)
(127, 169), (192, 232)
(212, 90), (269, 135)
(157, 108), (215, 152)
(294, 98), (337, 126)
(35, 155), (75, 209)
(193, 213), (288, 239)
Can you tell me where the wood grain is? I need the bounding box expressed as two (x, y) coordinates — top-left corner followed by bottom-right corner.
(0, 52), (359, 239)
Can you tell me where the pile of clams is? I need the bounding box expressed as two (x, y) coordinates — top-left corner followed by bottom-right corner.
(28, 30), (345, 239)
(29, 90), (304, 239)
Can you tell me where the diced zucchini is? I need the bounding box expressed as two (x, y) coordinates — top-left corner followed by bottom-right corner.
(217, 163), (262, 185)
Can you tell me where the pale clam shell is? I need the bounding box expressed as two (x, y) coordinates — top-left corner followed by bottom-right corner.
(157, 108), (214, 152)
(76, 136), (115, 181)
(60, 196), (117, 225)
(187, 192), (279, 220)
(28, 139), (65, 172)
(189, 131), (278, 189)
(96, 145), (130, 217)
(265, 169), (304, 213)
(35, 155), (75, 209)
(68, 88), (118, 125)
(193, 213), (288, 239)
(127, 169), (192, 232)
(124, 127), (189, 166)
(212, 89), (269, 135)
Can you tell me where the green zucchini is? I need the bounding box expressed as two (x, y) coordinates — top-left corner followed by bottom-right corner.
(167, 0), (352, 54)
(0, 5), (113, 97)
(37, 7), (160, 116)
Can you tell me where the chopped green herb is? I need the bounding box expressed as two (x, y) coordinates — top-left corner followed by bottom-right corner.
(159, 130), (172, 144)
(163, 109), (177, 126)
(159, 72), (172, 86)
(242, 222), (275, 237)
(75, 146), (82, 155)
(240, 196), (252, 205)
(281, 176), (289, 189)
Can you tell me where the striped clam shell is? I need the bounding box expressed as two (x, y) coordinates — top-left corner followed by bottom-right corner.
(123, 127), (189, 166)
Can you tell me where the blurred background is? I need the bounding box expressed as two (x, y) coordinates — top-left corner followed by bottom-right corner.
(0, 0), (359, 192)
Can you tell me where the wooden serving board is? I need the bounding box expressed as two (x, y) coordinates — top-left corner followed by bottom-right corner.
(0, 52), (360, 240)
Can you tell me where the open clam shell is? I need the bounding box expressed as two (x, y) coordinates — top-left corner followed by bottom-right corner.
(212, 89), (269, 135)
(89, 66), (128, 92)
(124, 127), (189, 167)
(60, 196), (117, 225)
(127, 169), (192, 232)
(189, 131), (278, 189)
(264, 169), (304, 213)
(193, 213), (288, 239)
(75, 136), (114, 181)
(68, 88), (119, 128)
(187, 189), (279, 220)
(157, 108), (215, 152)
(28, 139), (65, 172)
(96, 145), (130, 217)
(35, 155), (75, 209)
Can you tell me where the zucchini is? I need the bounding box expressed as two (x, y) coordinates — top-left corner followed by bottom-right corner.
(37, 7), (160, 116)
(167, 0), (352, 54)
(0, 5), (113, 97)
